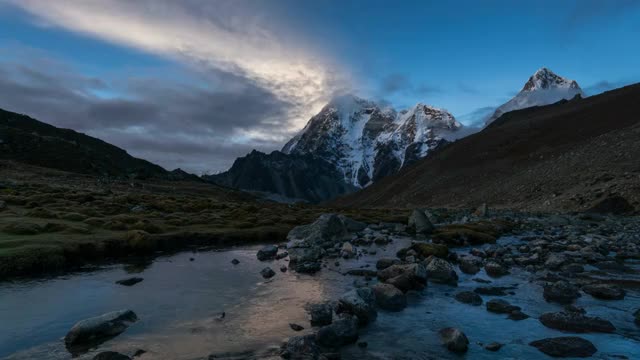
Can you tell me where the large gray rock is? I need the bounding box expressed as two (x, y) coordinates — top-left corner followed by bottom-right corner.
(257, 245), (279, 261)
(539, 311), (615, 333)
(373, 283), (407, 311)
(458, 255), (482, 275)
(484, 262), (508, 277)
(439, 327), (469, 353)
(378, 264), (427, 292)
(408, 209), (434, 235)
(287, 214), (349, 245)
(425, 257), (458, 286)
(337, 288), (377, 325)
(281, 334), (320, 359)
(315, 315), (359, 347)
(530, 337), (597, 358)
(544, 281), (581, 304)
(64, 310), (138, 349)
(306, 302), (333, 327)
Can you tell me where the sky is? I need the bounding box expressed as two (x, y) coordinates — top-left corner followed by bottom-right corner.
(0, 0), (639, 174)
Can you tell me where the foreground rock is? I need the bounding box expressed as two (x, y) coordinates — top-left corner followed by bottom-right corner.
(529, 337), (597, 358)
(458, 255), (482, 274)
(581, 284), (625, 300)
(281, 334), (320, 359)
(378, 264), (427, 292)
(373, 283), (407, 311)
(337, 288), (377, 325)
(65, 310), (138, 350)
(539, 310), (615, 333)
(316, 315), (359, 347)
(439, 327), (469, 353)
(543, 281), (580, 304)
(424, 257), (458, 285)
(484, 262), (508, 277)
(454, 291), (483, 306)
(257, 245), (278, 261)
(260, 267), (276, 279)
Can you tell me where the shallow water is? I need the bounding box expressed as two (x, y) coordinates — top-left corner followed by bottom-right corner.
(1, 236), (639, 360)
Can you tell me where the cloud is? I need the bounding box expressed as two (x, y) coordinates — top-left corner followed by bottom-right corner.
(0, 52), (290, 174)
(378, 72), (441, 97)
(7, 0), (351, 131)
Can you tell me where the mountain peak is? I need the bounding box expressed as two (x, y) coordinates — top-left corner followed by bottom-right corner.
(522, 67), (580, 92)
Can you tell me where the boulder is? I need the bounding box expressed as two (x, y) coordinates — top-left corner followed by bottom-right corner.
(582, 284), (625, 300)
(337, 288), (377, 325)
(438, 327), (469, 353)
(260, 267), (276, 279)
(378, 264), (427, 292)
(543, 281), (580, 304)
(539, 311), (615, 333)
(454, 291), (483, 306)
(315, 315), (359, 347)
(529, 337), (597, 358)
(425, 257), (458, 285)
(64, 310), (138, 349)
(408, 209), (434, 235)
(306, 303), (333, 327)
(407, 242), (448, 259)
(484, 262), (508, 277)
(231, 259), (240, 265)
(484, 342), (503, 352)
(373, 283), (407, 311)
(458, 255), (482, 274)
(473, 286), (513, 296)
(376, 258), (400, 270)
(281, 334), (320, 359)
(486, 299), (520, 314)
(340, 242), (355, 259)
(257, 245), (279, 261)
(290, 323), (304, 331)
(508, 310), (530, 321)
(545, 253), (567, 270)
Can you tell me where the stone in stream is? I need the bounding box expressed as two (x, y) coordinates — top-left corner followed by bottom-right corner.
(539, 311), (615, 333)
(484, 342), (503, 351)
(289, 323), (304, 331)
(484, 262), (509, 277)
(281, 334), (320, 359)
(275, 251), (289, 260)
(508, 310), (530, 321)
(115, 277), (143, 286)
(372, 283), (407, 311)
(404, 242), (448, 259)
(315, 315), (359, 347)
(473, 286), (514, 296)
(260, 267), (276, 279)
(543, 281), (581, 304)
(408, 209), (434, 235)
(438, 327), (469, 353)
(306, 302), (333, 327)
(93, 352), (131, 360)
(458, 255), (482, 274)
(529, 336), (597, 358)
(581, 284), (625, 300)
(231, 258), (240, 265)
(424, 257), (458, 286)
(257, 245), (278, 261)
(376, 258), (400, 270)
(378, 264), (427, 292)
(486, 299), (520, 314)
(64, 310), (138, 352)
(454, 291), (483, 306)
(337, 287), (377, 325)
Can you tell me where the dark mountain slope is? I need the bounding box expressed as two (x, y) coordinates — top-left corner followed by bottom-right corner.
(332, 83), (640, 212)
(0, 108), (169, 179)
(204, 150), (357, 203)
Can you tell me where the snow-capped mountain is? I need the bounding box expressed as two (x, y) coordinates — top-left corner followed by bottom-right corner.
(486, 67), (584, 125)
(282, 94), (462, 187)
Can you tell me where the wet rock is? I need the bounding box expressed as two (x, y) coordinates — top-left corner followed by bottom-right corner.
(376, 258), (400, 270)
(425, 257), (458, 285)
(281, 334), (320, 359)
(378, 264), (427, 292)
(115, 277), (143, 286)
(306, 303), (333, 327)
(290, 323), (304, 331)
(340, 242), (355, 259)
(458, 255), (482, 274)
(529, 336), (597, 358)
(280, 265), (288, 273)
(374, 236), (389, 245)
(582, 284), (625, 300)
(486, 299), (520, 314)
(485, 342), (503, 351)
(231, 259), (240, 265)
(408, 209), (434, 235)
(539, 311), (615, 333)
(337, 287), (377, 325)
(316, 315), (359, 347)
(543, 281), (581, 304)
(484, 262), (508, 277)
(473, 286), (513, 296)
(438, 327), (469, 353)
(508, 310), (530, 321)
(64, 310), (138, 350)
(345, 269), (377, 277)
(545, 253), (567, 270)
(93, 352), (131, 360)
(257, 245), (279, 261)
(454, 291), (483, 306)
(404, 242), (448, 259)
(372, 283), (407, 311)
(260, 267), (276, 279)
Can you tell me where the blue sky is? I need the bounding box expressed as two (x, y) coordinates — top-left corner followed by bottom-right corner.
(0, 0), (639, 173)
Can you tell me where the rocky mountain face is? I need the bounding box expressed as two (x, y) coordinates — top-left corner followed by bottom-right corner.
(486, 68), (584, 125)
(203, 150), (357, 203)
(0, 108), (176, 180)
(283, 95), (463, 187)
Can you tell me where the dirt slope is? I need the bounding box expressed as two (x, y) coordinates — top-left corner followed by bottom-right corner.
(332, 83), (640, 212)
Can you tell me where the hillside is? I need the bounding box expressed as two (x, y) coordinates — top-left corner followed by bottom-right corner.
(332, 83), (640, 212)
(0, 108), (169, 179)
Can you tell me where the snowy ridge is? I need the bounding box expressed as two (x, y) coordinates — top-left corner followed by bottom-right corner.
(282, 95), (462, 187)
(486, 67), (584, 125)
